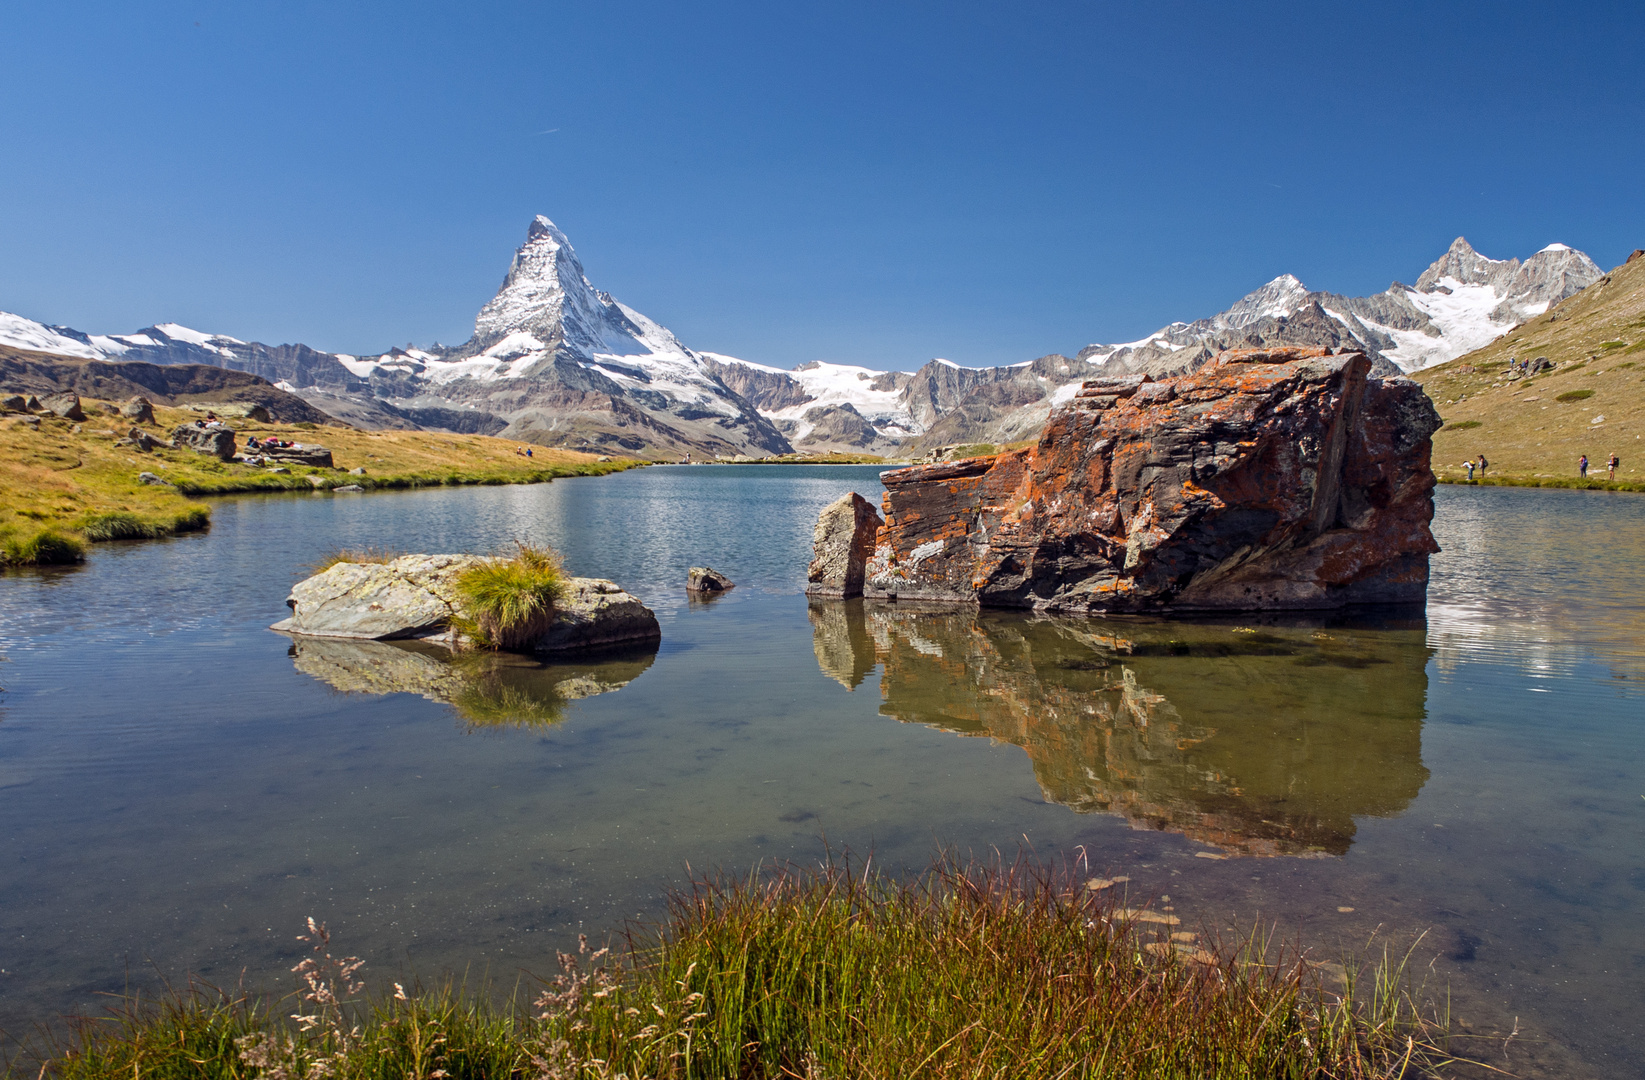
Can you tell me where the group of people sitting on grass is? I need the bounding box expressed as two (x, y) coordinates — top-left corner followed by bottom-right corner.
(514, 445), (534, 458)
(246, 436), (296, 451)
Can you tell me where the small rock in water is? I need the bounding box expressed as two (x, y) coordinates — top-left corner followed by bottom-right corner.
(1120, 909), (1181, 926)
(1085, 875), (1130, 891)
(1194, 851), (1228, 860)
(1170, 931), (1197, 943)
(1337, 906), (1356, 913)
(686, 566), (735, 593)
(332, 484), (364, 493)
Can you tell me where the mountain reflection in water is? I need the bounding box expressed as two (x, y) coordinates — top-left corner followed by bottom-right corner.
(809, 601), (1430, 857)
(286, 637), (657, 729)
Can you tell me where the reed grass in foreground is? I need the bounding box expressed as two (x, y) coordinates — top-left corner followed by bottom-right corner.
(9, 858), (1455, 1079)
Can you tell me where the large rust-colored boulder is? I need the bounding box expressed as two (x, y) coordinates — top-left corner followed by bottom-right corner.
(806, 492), (883, 598)
(860, 347), (1440, 612)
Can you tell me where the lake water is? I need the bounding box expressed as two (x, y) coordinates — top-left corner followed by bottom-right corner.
(0, 469), (1641, 1077)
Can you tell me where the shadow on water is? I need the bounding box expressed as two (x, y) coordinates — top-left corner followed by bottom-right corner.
(285, 637), (658, 730)
(809, 600), (1431, 858)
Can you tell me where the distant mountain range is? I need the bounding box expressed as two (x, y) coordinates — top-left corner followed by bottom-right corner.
(0, 221), (1603, 458)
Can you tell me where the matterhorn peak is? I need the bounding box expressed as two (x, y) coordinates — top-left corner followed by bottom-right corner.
(470, 215), (605, 353)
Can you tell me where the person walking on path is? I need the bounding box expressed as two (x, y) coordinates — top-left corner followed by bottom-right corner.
(1579, 454), (1589, 478)
(1608, 453), (1619, 481)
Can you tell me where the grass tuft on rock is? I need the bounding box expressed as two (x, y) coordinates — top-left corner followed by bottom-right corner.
(453, 542), (567, 652)
(8, 856), (1458, 1080)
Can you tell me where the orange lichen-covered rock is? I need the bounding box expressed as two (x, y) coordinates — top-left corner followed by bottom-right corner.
(861, 347), (1440, 612)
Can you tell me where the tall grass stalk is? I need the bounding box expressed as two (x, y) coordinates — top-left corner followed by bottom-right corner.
(11, 856), (1457, 1079)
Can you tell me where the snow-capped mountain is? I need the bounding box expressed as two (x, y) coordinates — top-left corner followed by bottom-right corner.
(0, 227), (1605, 458)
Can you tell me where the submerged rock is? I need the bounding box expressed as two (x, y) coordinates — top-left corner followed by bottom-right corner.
(854, 348), (1440, 613)
(686, 566), (735, 593)
(272, 555), (661, 655)
(805, 492), (883, 599)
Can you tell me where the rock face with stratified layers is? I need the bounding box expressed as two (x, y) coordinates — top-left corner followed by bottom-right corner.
(858, 347), (1440, 613)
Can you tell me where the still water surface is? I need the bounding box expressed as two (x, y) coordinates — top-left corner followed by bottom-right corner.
(0, 468), (1641, 1076)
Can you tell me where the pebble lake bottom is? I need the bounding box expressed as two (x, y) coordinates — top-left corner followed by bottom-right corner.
(0, 467), (1640, 1078)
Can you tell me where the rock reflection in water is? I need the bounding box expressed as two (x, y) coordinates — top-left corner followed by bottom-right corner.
(809, 601), (1430, 857)
(287, 637), (656, 729)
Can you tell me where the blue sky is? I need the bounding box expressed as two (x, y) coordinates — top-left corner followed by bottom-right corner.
(2, 1), (1641, 369)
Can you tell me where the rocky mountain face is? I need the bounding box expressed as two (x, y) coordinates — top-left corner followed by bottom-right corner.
(0, 229), (1602, 458)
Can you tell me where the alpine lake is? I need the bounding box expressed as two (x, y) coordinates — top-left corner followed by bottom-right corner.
(0, 466), (1641, 1078)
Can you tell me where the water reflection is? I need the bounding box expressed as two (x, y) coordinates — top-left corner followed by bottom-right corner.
(286, 637), (657, 729)
(810, 601), (1431, 857)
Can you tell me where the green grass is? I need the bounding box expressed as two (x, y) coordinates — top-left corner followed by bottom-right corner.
(1554, 389), (1595, 402)
(74, 506), (210, 542)
(452, 543), (567, 652)
(0, 525), (87, 567)
(1597, 340), (1629, 350)
(1442, 420), (1482, 431)
(8, 857), (1455, 1080)
(1440, 475), (1645, 493)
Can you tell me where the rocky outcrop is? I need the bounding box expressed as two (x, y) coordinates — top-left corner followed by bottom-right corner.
(806, 492), (884, 599)
(121, 396), (156, 423)
(854, 348), (1440, 613)
(40, 391), (86, 421)
(271, 555), (661, 655)
(258, 442), (334, 468)
(0, 394), (26, 413)
(170, 423), (237, 460)
(686, 566), (735, 593)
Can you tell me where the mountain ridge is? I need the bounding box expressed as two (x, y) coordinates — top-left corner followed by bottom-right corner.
(0, 225), (1605, 458)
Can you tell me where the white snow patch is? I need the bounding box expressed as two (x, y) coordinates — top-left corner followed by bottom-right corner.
(0, 312), (110, 359)
(1539, 243), (1572, 253)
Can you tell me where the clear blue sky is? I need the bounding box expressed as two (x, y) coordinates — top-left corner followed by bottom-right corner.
(2, 1), (1641, 369)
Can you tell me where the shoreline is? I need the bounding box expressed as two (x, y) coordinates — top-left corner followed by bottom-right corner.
(1436, 473), (1645, 493)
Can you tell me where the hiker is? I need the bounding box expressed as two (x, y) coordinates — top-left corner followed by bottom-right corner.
(1609, 453), (1620, 481)
(1579, 454), (1589, 478)
(1477, 453), (1488, 477)
(525, 447), (532, 458)
(1464, 459), (1476, 481)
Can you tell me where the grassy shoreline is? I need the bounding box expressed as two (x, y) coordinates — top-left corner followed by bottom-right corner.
(0, 399), (643, 567)
(5, 857), (1453, 1079)
(1436, 473), (1645, 493)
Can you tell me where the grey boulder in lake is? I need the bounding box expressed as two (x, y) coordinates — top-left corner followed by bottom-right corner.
(686, 566), (735, 593)
(272, 554), (660, 654)
(805, 492), (883, 599)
